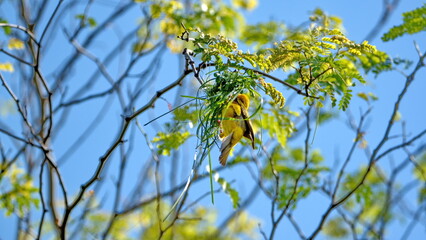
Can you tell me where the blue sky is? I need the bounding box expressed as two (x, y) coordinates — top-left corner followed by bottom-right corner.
(1, 0), (425, 239)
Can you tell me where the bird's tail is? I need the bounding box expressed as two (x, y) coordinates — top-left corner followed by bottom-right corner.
(219, 132), (234, 166)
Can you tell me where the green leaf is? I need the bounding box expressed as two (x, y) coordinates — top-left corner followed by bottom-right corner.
(368, 92), (378, 101)
(75, 14), (85, 20)
(216, 177), (240, 209)
(0, 18), (12, 35)
(357, 92), (369, 102)
(413, 153), (426, 181)
(317, 110), (337, 124)
(0, 165), (39, 217)
(88, 17), (97, 28)
(382, 4), (426, 41)
(338, 89), (352, 111)
(419, 186), (426, 203)
(232, 0), (258, 10)
(254, 108), (295, 147)
(75, 14), (97, 28)
(290, 148), (304, 162)
(152, 131), (191, 156)
(240, 21), (283, 48)
(323, 217), (349, 238)
(173, 105), (198, 123)
(392, 111), (402, 122)
(310, 150), (324, 164)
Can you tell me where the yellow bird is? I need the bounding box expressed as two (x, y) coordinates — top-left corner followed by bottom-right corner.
(219, 94), (255, 165)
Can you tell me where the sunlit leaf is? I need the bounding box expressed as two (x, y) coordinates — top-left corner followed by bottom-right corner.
(382, 3), (426, 41)
(216, 177), (240, 209)
(0, 165), (39, 217)
(232, 0), (258, 11)
(0, 62), (14, 72)
(8, 38), (24, 50)
(0, 18), (11, 35)
(152, 131), (191, 156)
(323, 217), (349, 238)
(88, 17), (97, 28)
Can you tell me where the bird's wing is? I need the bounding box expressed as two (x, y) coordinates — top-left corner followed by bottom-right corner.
(240, 106), (255, 148)
(219, 132), (234, 165)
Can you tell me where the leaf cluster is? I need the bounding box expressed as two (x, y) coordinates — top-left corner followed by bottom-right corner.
(134, 0), (245, 53)
(151, 106), (200, 156)
(78, 201), (258, 240)
(0, 164), (39, 217)
(382, 3), (426, 41)
(187, 23), (389, 112)
(262, 145), (329, 210)
(215, 175), (240, 209)
(175, 10), (390, 173)
(270, 28), (381, 110)
(252, 101), (297, 147)
(322, 166), (393, 239)
(152, 131), (191, 156)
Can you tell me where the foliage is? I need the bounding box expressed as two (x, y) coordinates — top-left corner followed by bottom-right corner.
(0, 0), (425, 240)
(0, 62), (14, 72)
(414, 153), (426, 182)
(232, 0), (258, 11)
(7, 38), (24, 50)
(79, 202), (258, 240)
(414, 153), (426, 203)
(134, 0), (245, 53)
(0, 164), (39, 217)
(186, 21), (387, 123)
(252, 101), (296, 147)
(382, 3), (426, 41)
(0, 18), (11, 34)
(322, 165), (395, 239)
(240, 21), (285, 49)
(323, 218), (349, 238)
(174, 9), (389, 167)
(150, 104), (199, 156)
(215, 174), (240, 208)
(265, 147), (328, 210)
(152, 131), (191, 156)
(75, 14), (97, 28)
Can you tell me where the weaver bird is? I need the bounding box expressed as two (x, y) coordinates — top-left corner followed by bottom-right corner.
(219, 94), (255, 165)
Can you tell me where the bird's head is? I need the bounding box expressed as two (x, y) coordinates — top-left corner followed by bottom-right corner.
(235, 94), (250, 109)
